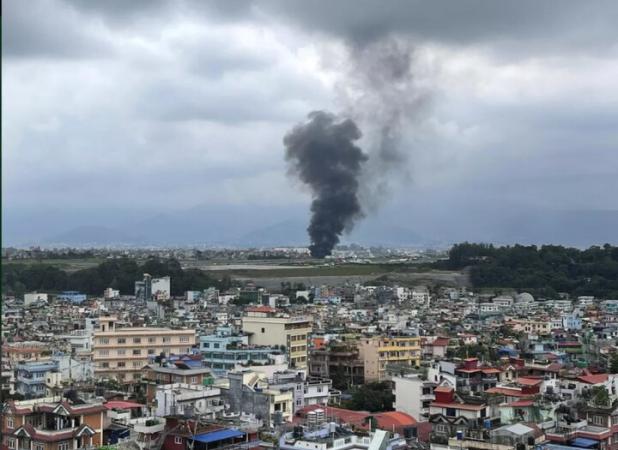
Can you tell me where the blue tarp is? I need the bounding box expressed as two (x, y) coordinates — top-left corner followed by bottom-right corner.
(192, 429), (245, 443)
(572, 437), (599, 448)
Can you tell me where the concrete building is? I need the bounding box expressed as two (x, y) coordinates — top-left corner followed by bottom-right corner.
(155, 383), (224, 418)
(15, 361), (60, 398)
(2, 397), (106, 450)
(151, 276), (171, 300)
(392, 373), (437, 421)
(92, 317), (195, 384)
(224, 370), (294, 427)
(358, 335), (421, 382)
(269, 371), (335, 413)
(142, 364), (214, 403)
(241, 307), (312, 369)
(24, 292), (48, 307)
(56, 291), (87, 303)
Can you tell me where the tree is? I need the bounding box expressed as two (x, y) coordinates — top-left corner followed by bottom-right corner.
(590, 386), (610, 407)
(610, 353), (618, 374)
(346, 382), (394, 412)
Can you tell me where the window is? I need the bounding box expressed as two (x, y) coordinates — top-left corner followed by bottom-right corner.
(133, 338), (141, 344)
(162, 337), (171, 343)
(148, 349), (156, 355)
(191, 377), (197, 383)
(117, 362), (126, 368)
(34, 444), (44, 450)
(175, 437), (183, 444)
(7, 439), (15, 450)
(133, 373), (141, 380)
(593, 415), (606, 426)
(100, 338), (109, 344)
(101, 362), (109, 368)
(59, 442), (70, 450)
(446, 408), (456, 417)
(148, 337), (156, 343)
(214, 343), (220, 349)
(99, 350), (109, 356)
(133, 349), (141, 356)
(180, 336), (189, 343)
(203, 343), (210, 348)
(261, 328), (266, 333)
(117, 349), (126, 356)
(7, 417), (14, 428)
(133, 362), (141, 368)
(117, 338), (126, 344)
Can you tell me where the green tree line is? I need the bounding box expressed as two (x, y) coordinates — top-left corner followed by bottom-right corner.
(2, 258), (233, 297)
(437, 242), (618, 298)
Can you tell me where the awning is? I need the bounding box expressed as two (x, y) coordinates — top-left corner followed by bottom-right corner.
(572, 437), (599, 448)
(192, 429), (245, 443)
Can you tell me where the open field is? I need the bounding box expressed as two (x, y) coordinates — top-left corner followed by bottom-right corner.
(1, 258), (105, 271)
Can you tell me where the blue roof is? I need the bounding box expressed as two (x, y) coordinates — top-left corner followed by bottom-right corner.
(192, 429), (244, 444)
(572, 437), (599, 448)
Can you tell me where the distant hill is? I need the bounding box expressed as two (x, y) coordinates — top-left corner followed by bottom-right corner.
(43, 225), (145, 247)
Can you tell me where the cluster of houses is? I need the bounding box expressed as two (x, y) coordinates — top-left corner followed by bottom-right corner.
(3, 275), (618, 450)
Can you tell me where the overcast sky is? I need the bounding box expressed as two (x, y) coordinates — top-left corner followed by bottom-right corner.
(3, 1), (618, 245)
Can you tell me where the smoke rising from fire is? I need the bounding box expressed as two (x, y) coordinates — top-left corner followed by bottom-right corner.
(285, 37), (429, 257)
(284, 111), (368, 258)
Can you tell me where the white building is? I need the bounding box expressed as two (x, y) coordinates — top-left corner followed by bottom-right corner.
(24, 292), (48, 306)
(155, 383), (223, 418)
(151, 276), (171, 300)
(104, 288), (120, 299)
(392, 373), (437, 421)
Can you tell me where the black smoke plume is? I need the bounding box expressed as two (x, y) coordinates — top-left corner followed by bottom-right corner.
(284, 111), (368, 258)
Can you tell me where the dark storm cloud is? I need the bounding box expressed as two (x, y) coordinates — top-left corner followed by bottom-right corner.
(254, 0), (618, 54)
(3, 0), (618, 247)
(3, 0), (111, 58)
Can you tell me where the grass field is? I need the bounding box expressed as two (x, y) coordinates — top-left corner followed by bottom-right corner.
(1, 258), (105, 271)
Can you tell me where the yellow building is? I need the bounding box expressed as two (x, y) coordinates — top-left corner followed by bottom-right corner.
(92, 317), (196, 383)
(241, 306), (312, 369)
(358, 335), (421, 382)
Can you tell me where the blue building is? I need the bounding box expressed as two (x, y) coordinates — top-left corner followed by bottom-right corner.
(15, 360), (59, 398)
(199, 326), (283, 375)
(56, 291), (87, 303)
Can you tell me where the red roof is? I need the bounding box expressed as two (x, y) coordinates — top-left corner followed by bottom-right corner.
(517, 377), (543, 386)
(295, 405), (369, 426)
(434, 386), (454, 393)
(504, 400), (534, 407)
(374, 411), (417, 429)
(105, 401), (144, 410)
(245, 306), (276, 313)
(578, 374), (608, 385)
(431, 338), (450, 346)
(485, 387), (530, 397)
(431, 402), (486, 411)
(481, 368), (502, 374)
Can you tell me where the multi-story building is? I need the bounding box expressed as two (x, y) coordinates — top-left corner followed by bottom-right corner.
(15, 361), (60, 399)
(269, 371), (336, 413)
(224, 370), (294, 426)
(392, 373), (437, 421)
(241, 307), (312, 369)
(2, 397), (106, 450)
(91, 317), (195, 384)
(142, 363), (214, 403)
(309, 343), (365, 388)
(155, 383), (224, 418)
(358, 335), (421, 382)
